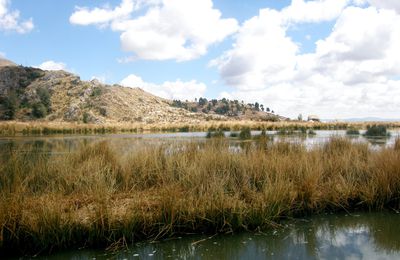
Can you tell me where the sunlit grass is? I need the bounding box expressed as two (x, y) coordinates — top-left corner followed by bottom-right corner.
(0, 138), (400, 255)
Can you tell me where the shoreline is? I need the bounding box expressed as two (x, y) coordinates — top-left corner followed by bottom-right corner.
(1, 120), (400, 136)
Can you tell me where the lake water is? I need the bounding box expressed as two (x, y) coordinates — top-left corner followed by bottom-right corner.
(34, 211), (400, 260)
(1, 130), (399, 155)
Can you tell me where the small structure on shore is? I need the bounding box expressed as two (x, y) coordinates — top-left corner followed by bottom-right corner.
(308, 115), (320, 122)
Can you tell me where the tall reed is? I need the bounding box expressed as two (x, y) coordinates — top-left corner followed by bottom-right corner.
(0, 138), (399, 255)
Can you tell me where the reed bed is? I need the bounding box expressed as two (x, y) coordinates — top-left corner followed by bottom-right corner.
(0, 138), (400, 255)
(1, 120), (400, 136)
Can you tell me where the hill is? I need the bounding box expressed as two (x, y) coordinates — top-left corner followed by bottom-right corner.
(0, 57), (16, 67)
(0, 63), (286, 124)
(172, 98), (282, 121)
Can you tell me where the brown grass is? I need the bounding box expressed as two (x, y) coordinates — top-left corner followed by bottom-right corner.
(0, 138), (400, 255)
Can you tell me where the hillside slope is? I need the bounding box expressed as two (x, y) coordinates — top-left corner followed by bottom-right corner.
(0, 65), (219, 124)
(0, 63), (287, 124)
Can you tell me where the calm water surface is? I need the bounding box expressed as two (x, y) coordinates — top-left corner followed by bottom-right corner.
(34, 212), (400, 260)
(1, 130), (399, 155)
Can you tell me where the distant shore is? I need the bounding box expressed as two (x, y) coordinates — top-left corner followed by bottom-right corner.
(1, 120), (400, 136)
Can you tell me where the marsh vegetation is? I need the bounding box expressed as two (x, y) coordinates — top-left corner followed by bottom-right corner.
(1, 137), (400, 255)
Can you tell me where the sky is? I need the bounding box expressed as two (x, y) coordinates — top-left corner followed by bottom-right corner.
(1, 0), (400, 119)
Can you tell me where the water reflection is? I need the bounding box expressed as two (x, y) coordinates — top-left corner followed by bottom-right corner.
(0, 130), (399, 156)
(36, 212), (400, 259)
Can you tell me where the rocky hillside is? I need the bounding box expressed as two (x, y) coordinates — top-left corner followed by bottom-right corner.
(172, 98), (283, 121)
(0, 61), (287, 124)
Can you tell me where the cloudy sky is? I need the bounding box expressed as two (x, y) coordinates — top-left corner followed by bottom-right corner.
(1, 0), (400, 119)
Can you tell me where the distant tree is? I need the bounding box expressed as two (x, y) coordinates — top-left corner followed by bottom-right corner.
(198, 97), (207, 106)
(260, 104), (264, 112)
(266, 107), (270, 112)
(255, 102), (260, 111)
(298, 114), (303, 121)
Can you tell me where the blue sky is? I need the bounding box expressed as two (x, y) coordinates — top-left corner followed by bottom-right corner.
(1, 0), (400, 119)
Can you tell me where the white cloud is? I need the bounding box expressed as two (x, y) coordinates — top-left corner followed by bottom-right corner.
(363, 1), (400, 13)
(0, 51), (5, 58)
(69, 0), (136, 26)
(120, 74), (207, 100)
(37, 60), (67, 71)
(212, 3), (400, 119)
(282, 0), (350, 24)
(0, 0), (34, 33)
(70, 0), (238, 61)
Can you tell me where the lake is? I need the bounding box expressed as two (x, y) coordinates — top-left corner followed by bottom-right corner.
(1, 130), (399, 156)
(33, 211), (400, 260)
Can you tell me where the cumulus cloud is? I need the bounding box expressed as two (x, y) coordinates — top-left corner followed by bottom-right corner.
(120, 74), (207, 100)
(70, 0), (238, 61)
(357, 0), (400, 13)
(0, 0), (34, 33)
(37, 60), (67, 71)
(212, 2), (400, 119)
(70, 0), (136, 26)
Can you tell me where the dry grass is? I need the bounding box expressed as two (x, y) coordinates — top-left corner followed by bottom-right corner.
(0, 138), (400, 255)
(1, 120), (400, 136)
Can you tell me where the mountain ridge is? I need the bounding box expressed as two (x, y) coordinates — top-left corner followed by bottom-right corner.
(0, 63), (284, 124)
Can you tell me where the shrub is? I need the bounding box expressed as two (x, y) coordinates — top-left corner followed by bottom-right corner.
(0, 94), (17, 120)
(32, 102), (47, 118)
(239, 127), (251, 140)
(364, 125), (390, 137)
(308, 129), (317, 135)
(206, 129), (225, 138)
(91, 87), (103, 97)
(229, 132), (239, 138)
(37, 87), (51, 112)
(83, 112), (90, 123)
(346, 128), (360, 135)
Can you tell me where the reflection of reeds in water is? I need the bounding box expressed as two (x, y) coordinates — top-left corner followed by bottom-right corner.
(1, 138), (400, 255)
(1, 121), (400, 136)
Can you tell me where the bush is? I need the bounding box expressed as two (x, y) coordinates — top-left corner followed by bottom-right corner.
(364, 125), (390, 137)
(32, 102), (47, 118)
(308, 129), (317, 135)
(346, 128), (360, 135)
(239, 127), (252, 140)
(229, 132), (239, 138)
(37, 88), (51, 112)
(206, 129), (225, 138)
(91, 87), (103, 97)
(83, 112), (90, 123)
(0, 94), (17, 120)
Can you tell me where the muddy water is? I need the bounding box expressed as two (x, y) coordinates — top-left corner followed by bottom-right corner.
(35, 212), (400, 260)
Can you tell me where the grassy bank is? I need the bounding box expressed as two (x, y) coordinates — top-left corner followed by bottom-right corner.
(1, 138), (400, 255)
(1, 120), (400, 136)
